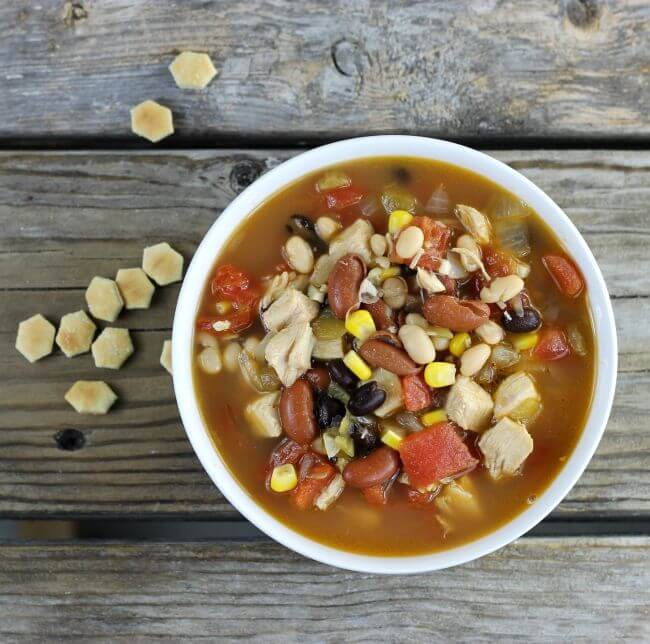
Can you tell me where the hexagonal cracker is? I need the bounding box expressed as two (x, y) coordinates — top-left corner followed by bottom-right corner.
(65, 381), (117, 415)
(56, 310), (97, 358)
(15, 314), (56, 363)
(160, 339), (172, 375)
(169, 51), (218, 89)
(85, 276), (124, 322)
(130, 100), (174, 143)
(116, 267), (155, 310)
(91, 328), (134, 369)
(142, 242), (184, 286)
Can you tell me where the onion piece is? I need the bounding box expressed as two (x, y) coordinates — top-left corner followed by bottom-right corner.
(424, 184), (449, 215)
(359, 195), (380, 218)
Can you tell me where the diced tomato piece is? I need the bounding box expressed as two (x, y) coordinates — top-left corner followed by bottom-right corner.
(409, 217), (451, 270)
(532, 327), (570, 361)
(398, 422), (478, 489)
(290, 453), (336, 510)
(542, 255), (584, 298)
(269, 438), (307, 469)
(211, 264), (255, 299)
(483, 246), (517, 278)
(196, 306), (255, 335)
(401, 373), (432, 412)
(324, 186), (364, 210)
(406, 488), (437, 506)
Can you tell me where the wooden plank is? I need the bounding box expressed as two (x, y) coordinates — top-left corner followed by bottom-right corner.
(0, 149), (648, 519)
(0, 538), (647, 641)
(1, 2), (649, 141)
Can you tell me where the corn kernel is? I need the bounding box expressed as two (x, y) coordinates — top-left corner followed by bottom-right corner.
(449, 332), (471, 357)
(270, 464), (298, 492)
(343, 350), (373, 381)
(345, 310), (376, 341)
(420, 409), (447, 426)
(388, 210), (414, 233)
(215, 300), (232, 315)
(381, 427), (405, 450)
(424, 362), (456, 388)
(380, 266), (401, 281)
(512, 332), (539, 352)
(334, 434), (355, 458)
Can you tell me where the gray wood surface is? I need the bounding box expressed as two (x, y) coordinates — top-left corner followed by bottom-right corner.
(0, 537), (647, 641)
(0, 148), (648, 519)
(1, 1), (649, 141)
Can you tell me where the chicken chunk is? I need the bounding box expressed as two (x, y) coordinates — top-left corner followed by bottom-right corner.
(244, 391), (282, 438)
(264, 321), (315, 387)
(494, 371), (540, 420)
(478, 417), (533, 479)
(328, 219), (373, 264)
(315, 474), (345, 510)
(260, 271), (292, 310)
(261, 288), (320, 333)
(445, 376), (494, 432)
(434, 476), (480, 533)
(454, 205), (492, 244)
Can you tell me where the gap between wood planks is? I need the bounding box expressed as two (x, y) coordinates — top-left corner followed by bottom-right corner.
(2, 135), (650, 152)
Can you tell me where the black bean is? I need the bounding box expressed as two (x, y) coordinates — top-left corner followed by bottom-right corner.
(502, 308), (542, 333)
(348, 382), (386, 416)
(286, 214), (327, 251)
(315, 393), (346, 429)
(350, 421), (380, 457)
(328, 359), (358, 390)
(393, 167), (411, 184)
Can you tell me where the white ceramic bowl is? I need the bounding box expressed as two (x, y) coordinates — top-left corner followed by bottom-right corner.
(173, 136), (617, 574)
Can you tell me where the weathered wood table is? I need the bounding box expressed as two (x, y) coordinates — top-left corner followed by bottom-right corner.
(0, 1), (648, 640)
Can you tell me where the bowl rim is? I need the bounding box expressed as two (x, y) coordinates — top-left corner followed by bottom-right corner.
(172, 135), (617, 574)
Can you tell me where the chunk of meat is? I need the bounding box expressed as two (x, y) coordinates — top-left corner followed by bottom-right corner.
(265, 321), (315, 387)
(494, 371), (540, 419)
(445, 376), (494, 432)
(478, 417), (533, 479)
(315, 473), (345, 510)
(398, 421), (478, 489)
(402, 373), (432, 412)
(328, 218), (373, 264)
(423, 295), (489, 332)
(261, 288), (320, 333)
(454, 205), (491, 244)
(244, 391), (282, 437)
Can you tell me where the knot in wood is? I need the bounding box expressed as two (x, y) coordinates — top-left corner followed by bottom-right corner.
(331, 39), (369, 77)
(55, 429), (86, 451)
(229, 160), (264, 193)
(566, 0), (600, 28)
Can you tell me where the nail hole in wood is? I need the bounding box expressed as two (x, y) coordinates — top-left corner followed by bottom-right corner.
(331, 39), (369, 78)
(229, 160), (264, 193)
(566, 0), (600, 28)
(55, 429), (86, 451)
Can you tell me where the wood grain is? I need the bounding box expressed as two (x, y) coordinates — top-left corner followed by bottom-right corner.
(0, 149), (648, 519)
(1, 1), (649, 141)
(0, 538), (647, 641)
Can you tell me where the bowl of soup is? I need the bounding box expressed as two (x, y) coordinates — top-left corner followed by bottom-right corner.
(172, 136), (617, 573)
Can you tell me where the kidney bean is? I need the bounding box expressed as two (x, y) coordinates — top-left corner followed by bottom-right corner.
(328, 359), (358, 390)
(362, 299), (395, 331)
(304, 366), (331, 391)
(279, 379), (318, 445)
(422, 294), (489, 332)
(327, 253), (366, 319)
(316, 392), (346, 429)
(343, 446), (400, 488)
(502, 308), (541, 333)
(348, 382), (387, 416)
(358, 338), (419, 375)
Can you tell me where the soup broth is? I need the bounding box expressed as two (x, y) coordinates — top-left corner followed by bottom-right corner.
(193, 157), (595, 556)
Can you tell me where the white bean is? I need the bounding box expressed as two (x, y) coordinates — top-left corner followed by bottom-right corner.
(198, 346), (222, 374)
(395, 226), (424, 259)
(370, 233), (388, 257)
(405, 313), (429, 329)
(476, 320), (505, 345)
(315, 216), (341, 242)
(382, 276), (408, 310)
(196, 331), (218, 348)
(480, 275), (524, 304)
(284, 235), (314, 274)
(222, 342), (241, 372)
(398, 324), (436, 365)
(460, 343), (491, 376)
(243, 335), (261, 355)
